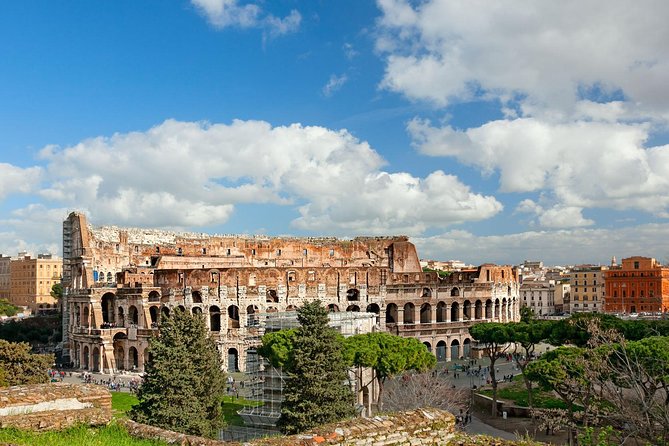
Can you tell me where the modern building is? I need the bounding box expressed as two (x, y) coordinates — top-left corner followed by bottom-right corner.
(520, 279), (556, 316)
(62, 211), (521, 373)
(9, 253), (62, 312)
(604, 256), (669, 314)
(569, 265), (607, 313)
(0, 255), (11, 301)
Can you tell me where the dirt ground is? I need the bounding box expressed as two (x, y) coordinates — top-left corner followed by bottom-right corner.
(472, 405), (570, 445)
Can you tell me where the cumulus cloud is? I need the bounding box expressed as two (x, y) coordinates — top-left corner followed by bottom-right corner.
(0, 205), (68, 256)
(322, 74), (348, 97)
(376, 0), (669, 118)
(30, 119), (500, 235)
(412, 223), (669, 266)
(0, 163), (42, 199)
(191, 0), (300, 36)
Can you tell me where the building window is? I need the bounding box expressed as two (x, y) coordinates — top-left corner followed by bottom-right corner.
(227, 249), (231, 256)
(303, 249), (308, 256)
(276, 249), (281, 256)
(329, 249), (335, 257)
(634, 261), (640, 269)
(251, 249), (256, 255)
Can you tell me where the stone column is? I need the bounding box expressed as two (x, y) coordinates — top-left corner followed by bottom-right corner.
(446, 305), (451, 323)
(458, 304), (464, 322)
(445, 340), (452, 361)
(397, 307), (404, 325)
(430, 305), (437, 323)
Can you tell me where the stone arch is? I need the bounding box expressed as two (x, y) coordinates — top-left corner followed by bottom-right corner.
(286, 305), (298, 311)
(210, 305), (221, 332)
(91, 347), (100, 372)
(450, 302), (460, 322)
(463, 338), (472, 358)
(192, 306), (203, 315)
(82, 306), (90, 327)
(192, 290), (203, 304)
(149, 306), (159, 325)
(436, 301), (447, 322)
(129, 346), (139, 370)
(346, 304), (360, 312)
(347, 288), (360, 301)
(450, 339), (460, 360)
(83, 345), (90, 370)
(423, 341), (432, 353)
(474, 300), (483, 320)
(463, 300), (472, 320)
(366, 303), (380, 314)
(494, 299), (500, 319)
(148, 291), (160, 302)
(228, 348), (239, 372)
(420, 303), (431, 324)
(328, 303), (340, 312)
(436, 340), (447, 361)
(485, 299), (493, 319)
(113, 332), (127, 370)
(101, 292), (116, 324)
(266, 289), (279, 303)
(422, 287), (432, 298)
(246, 305), (259, 326)
(228, 305), (240, 328)
(450, 287), (460, 297)
(128, 305), (139, 326)
(403, 302), (415, 324)
(385, 303), (398, 324)
(266, 306), (278, 313)
(161, 306), (170, 319)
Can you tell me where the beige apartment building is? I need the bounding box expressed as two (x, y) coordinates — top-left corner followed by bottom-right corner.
(0, 255), (11, 301)
(9, 253), (62, 311)
(569, 265), (607, 313)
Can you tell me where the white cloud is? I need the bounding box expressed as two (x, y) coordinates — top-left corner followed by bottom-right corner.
(322, 74), (348, 97)
(376, 0), (669, 119)
(191, 0), (300, 36)
(412, 223), (669, 266)
(32, 119), (499, 235)
(409, 118), (669, 216)
(343, 43), (358, 60)
(0, 205), (68, 256)
(0, 163), (42, 199)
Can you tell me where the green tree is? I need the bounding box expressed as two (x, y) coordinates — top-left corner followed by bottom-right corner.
(0, 299), (19, 317)
(343, 332), (436, 411)
(277, 301), (355, 434)
(0, 339), (52, 386)
(130, 309), (226, 438)
(508, 320), (552, 408)
(257, 328), (297, 369)
(50, 283), (63, 312)
(469, 322), (513, 416)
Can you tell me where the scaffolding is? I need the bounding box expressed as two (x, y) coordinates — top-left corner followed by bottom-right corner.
(238, 310), (378, 430)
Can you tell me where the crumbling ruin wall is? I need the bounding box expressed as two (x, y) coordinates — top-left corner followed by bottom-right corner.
(0, 383), (111, 431)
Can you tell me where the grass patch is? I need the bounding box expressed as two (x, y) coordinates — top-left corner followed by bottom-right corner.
(0, 421), (168, 446)
(222, 396), (262, 426)
(111, 391), (139, 417)
(480, 376), (571, 410)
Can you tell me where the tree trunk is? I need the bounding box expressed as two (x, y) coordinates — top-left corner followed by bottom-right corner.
(490, 355), (498, 416)
(376, 377), (386, 412)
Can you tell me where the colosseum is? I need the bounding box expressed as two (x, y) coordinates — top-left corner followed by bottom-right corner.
(62, 212), (520, 373)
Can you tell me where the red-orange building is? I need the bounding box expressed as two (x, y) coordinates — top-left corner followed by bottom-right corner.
(604, 256), (669, 314)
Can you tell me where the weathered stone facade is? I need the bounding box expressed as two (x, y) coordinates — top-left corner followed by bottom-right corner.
(0, 383), (111, 431)
(63, 212), (520, 373)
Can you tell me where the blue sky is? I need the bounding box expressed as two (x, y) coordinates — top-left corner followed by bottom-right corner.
(1, 0), (669, 266)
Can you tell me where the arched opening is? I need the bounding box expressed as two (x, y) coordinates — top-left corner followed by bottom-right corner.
(92, 347), (100, 372)
(328, 303), (340, 312)
(82, 306), (90, 327)
(436, 302), (447, 322)
(346, 288), (360, 301)
(192, 291), (203, 303)
(101, 293), (116, 324)
(83, 346), (90, 370)
(113, 332), (127, 370)
(228, 348), (239, 372)
(286, 305), (297, 311)
(366, 303), (380, 314)
(129, 347), (139, 370)
(502, 298), (507, 319)
(148, 291), (160, 302)
(210, 306), (221, 332)
(463, 338), (472, 358)
(403, 303), (415, 324)
(422, 287), (432, 298)
(117, 307), (125, 327)
(247, 305), (259, 326)
(420, 303), (431, 324)
(494, 299), (500, 318)
(485, 299), (493, 319)
(266, 306), (278, 313)
(228, 305), (240, 329)
(450, 287), (460, 297)
(107, 272), (113, 283)
(450, 302), (460, 322)
(474, 300), (482, 320)
(631, 305), (637, 314)
(149, 306), (159, 326)
(128, 305), (139, 326)
(436, 340), (447, 361)
(450, 340), (460, 361)
(385, 303), (398, 324)
(346, 305), (360, 312)
(161, 306), (170, 319)
(177, 305), (186, 313)
(423, 341), (432, 353)
(192, 306), (203, 315)
(463, 300), (472, 320)
(266, 289), (278, 303)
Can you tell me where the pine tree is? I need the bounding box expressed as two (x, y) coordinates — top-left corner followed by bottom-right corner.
(130, 309), (226, 438)
(277, 300), (355, 434)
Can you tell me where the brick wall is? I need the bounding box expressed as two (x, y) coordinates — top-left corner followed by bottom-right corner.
(0, 383), (111, 431)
